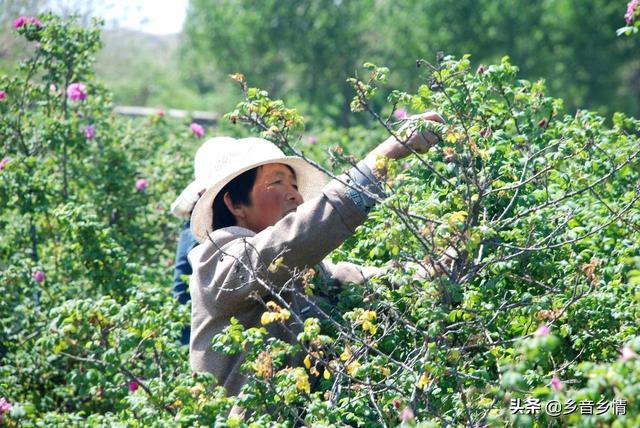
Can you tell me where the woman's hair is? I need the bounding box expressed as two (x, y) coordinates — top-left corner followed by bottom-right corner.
(212, 167), (259, 230)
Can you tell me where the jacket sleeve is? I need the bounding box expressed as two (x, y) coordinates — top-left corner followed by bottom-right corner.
(319, 260), (386, 286)
(193, 175), (377, 307)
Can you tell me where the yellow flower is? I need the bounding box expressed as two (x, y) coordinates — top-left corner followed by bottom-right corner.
(261, 301), (290, 324)
(346, 361), (361, 376)
(267, 256), (285, 273)
(340, 346), (353, 362)
(448, 211), (468, 225)
(304, 355), (312, 369)
(374, 155), (388, 171)
(416, 373), (430, 390)
(380, 366), (391, 377)
(169, 399), (183, 409)
(323, 368), (331, 380)
(261, 312), (275, 325)
(350, 310), (380, 335)
(295, 372), (311, 394)
(357, 310), (377, 329)
(445, 128), (463, 143)
(361, 320), (377, 335)
(359, 310), (376, 321)
(266, 301), (278, 310)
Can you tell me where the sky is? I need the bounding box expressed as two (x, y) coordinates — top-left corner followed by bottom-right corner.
(51, 0), (189, 35)
(99, 0), (188, 35)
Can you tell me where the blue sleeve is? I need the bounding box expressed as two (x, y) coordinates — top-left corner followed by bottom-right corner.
(172, 221), (199, 305)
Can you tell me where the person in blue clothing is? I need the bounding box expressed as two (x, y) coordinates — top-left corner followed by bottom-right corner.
(172, 221), (198, 307)
(171, 220), (198, 344)
(170, 139), (221, 344)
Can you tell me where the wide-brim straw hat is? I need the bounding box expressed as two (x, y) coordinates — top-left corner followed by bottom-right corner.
(190, 137), (329, 243)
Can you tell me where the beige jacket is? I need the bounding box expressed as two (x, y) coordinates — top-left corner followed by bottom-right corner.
(188, 176), (382, 396)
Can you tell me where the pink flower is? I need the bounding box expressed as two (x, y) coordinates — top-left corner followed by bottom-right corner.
(0, 397), (12, 413)
(400, 406), (414, 421)
(0, 158), (9, 170)
(12, 16), (42, 29)
(190, 122), (205, 138)
(476, 64), (486, 75)
(307, 135), (318, 145)
(394, 108), (408, 120)
(538, 118), (547, 128)
(135, 178), (149, 191)
(0, 90), (6, 100)
(66, 83), (87, 101)
(550, 376), (562, 392)
(402, 161), (411, 170)
(621, 346), (637, 362)
(156, 109), (165, 117)
(626, 0), (639, 24)
(534, 325), (550, 337)
(32, 270), (45, 284)
(84, 125), (96, 140)
(12, 17), (26, 29)
(128, 379), (140, 393)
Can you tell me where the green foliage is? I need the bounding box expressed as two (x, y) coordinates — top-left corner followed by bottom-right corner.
(2, 11), (640, 428)
(182, 0), (375, 126)
(182, 0), (640, 126)
(0, 14), (232, 426)
(218, 53), (640, 426)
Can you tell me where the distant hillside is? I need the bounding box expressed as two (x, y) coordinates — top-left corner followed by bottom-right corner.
(98, 29), (180, 70)
(95, 29), (187, 108)
(1, 23), (239, 116)
(94, 28), (232, 113)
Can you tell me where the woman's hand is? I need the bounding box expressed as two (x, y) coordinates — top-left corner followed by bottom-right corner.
(364, 111), (444, 173)
(396, 111), (444, 157)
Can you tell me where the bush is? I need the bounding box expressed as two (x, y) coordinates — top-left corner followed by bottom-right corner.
(223, 56), (640, 426)
(0, 14), (232, 427)
(1, 13), (640, 427)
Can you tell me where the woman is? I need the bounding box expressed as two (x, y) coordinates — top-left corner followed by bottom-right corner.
(187, 113), (444, 396)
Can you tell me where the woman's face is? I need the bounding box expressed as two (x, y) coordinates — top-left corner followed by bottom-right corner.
(233, 163), (303, 233)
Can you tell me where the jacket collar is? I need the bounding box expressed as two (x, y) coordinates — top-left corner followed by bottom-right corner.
(187, 226), (256, 267)
(208, 226), (256, 246)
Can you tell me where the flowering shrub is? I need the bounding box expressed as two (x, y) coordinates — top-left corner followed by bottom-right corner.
(222, 56), (640, 426)
(618, 0), (640, 35)
(0, 14), (232, 426)
(1, 12), (640, 428)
